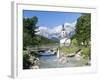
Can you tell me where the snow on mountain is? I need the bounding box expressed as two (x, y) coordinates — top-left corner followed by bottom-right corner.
(36, 21), (76, 40)
(36, 26), (50, 38)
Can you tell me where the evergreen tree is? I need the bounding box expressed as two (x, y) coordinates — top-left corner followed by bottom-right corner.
(23, 16), (38, 49)
(75, 14), (91, 46)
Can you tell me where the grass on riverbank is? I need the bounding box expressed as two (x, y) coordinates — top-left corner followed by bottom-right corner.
(59, 46), (78, 55)
(59, 46), (91, 60)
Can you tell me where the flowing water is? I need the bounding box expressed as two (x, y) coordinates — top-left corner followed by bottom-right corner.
(38, 51), (90, 69)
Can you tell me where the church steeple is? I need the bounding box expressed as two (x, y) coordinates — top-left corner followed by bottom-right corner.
(60, 24), (71, 47)
(62, 24), (65, 31)
(60, 24), (67, 38)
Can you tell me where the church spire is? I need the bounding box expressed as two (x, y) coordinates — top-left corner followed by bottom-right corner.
(60, 24), (67, 38)
(62, 24), (65, 31)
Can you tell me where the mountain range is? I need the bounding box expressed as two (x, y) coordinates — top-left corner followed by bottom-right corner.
(36, 22), (76, 41)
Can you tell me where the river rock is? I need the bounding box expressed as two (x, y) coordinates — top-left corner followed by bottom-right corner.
(31, 65), (39, 69)
(58, 56), (67, 64)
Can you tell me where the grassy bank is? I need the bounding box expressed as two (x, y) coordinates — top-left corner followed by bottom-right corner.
(59, 46), (91, 59)
(59, 46), (78, 55)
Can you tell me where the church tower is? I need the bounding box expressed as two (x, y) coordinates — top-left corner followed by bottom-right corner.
(60, 24), (71, 46)
(60, 24), (67, 38)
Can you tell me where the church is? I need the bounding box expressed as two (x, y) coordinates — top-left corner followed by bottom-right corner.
(59, 24), (71, 47)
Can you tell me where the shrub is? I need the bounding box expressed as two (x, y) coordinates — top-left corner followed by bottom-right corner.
(71, 39), (78, 46)
(81, 47), (91, 59)
(23, 53), (32, 69)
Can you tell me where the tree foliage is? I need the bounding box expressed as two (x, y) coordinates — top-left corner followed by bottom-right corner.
(81, 47), (91, 59)
(23, 16), (38, 49)
(23, 16), (57, 50)
(75, 14), (91, 46)
(23, 53), (32, 69)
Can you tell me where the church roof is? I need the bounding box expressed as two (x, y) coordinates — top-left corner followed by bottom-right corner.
(62, 24), (66, 31)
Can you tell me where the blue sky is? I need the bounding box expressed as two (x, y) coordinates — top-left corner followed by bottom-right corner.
(23, 10), (82, 28)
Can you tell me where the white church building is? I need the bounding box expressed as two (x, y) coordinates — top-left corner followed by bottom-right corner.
(59, 24), (71, 47)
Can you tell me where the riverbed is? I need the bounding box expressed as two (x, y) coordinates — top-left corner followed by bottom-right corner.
(38, 51), (90, 69)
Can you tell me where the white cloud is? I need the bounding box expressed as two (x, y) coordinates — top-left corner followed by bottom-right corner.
(38, 26), (48, 32)
(51, 25), (62, 33)
(64, 22), (72, 26)
(36, 21), (77, 38)
(52, 21), (76, 34)
(72, 21), (77, 27)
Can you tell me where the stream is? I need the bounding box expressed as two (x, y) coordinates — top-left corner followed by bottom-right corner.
(38, 50), (89, 69)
